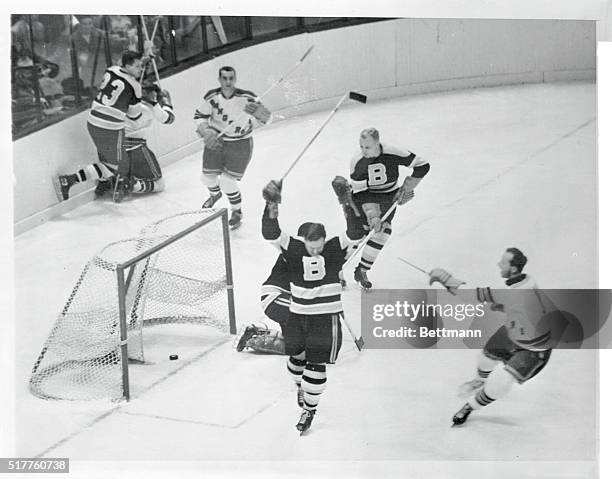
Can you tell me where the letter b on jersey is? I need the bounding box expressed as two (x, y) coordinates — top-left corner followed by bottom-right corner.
(368, 163), (387, 186)
(303, 257), (326, 281)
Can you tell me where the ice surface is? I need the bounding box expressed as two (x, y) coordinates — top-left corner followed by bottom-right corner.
(13, 82), (598, 477)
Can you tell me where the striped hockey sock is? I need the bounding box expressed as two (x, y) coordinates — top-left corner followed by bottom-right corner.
(208, 184), (221, 197)
(133, 180), (155, 193)
(287, 353), (306, 386)
(468, 367), (516, 410)
(77, 163), (109, 183)
(302, 362), (327, 411)
(359, 226), (392, 270)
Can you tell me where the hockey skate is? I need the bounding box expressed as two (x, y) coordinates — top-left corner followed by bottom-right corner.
(296, 409), (316, 435)
(94, 177), (114, 197)
(235, 324), (263, 352)
(56, 174), (78, 201)
(229, 209), (243, 230)
(112, 176), (132, 203)
(354, 266), (372, 290)
(452, 403), (474, 426)
(457, 378), (485, 398)
(297, 386), (305, 408)
(202, 192), (222, 209)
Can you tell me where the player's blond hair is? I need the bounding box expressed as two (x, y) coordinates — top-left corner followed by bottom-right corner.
(360, 128), (380, 142)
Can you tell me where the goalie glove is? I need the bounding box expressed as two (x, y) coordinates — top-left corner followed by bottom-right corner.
(428, 268), (466, 295)
(262, 180), (282, 204)
(331, 176), (352, 205)
(244, 101), (271, 123)
(159, 89), (172, 109)
(196, 124), (222, 151)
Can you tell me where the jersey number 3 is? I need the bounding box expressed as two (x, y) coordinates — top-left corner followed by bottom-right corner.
(368, 163), (387, 186)
(303, 257), (326, 281)
(96, 73), (125, 107)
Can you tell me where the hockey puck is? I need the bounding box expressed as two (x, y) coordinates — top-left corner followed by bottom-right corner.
(169, 354), (179, 360)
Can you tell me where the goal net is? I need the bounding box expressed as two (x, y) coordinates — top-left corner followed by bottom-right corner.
(29, 209), (236, 402)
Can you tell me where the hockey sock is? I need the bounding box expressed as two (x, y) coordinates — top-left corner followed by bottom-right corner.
(468, 366), (517, 410)
(77, 163), (110, 183)
(220, 173), (242, 211)
(132, 178), (163, 194)
(200, 173), (221, 195)
(359, 226), (392, 270)
(302, 362), (327, 411)
(287, 352), (306, 386)
(476, 353), (499, 379)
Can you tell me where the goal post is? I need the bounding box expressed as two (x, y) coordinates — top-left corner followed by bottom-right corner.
(30, 208), (236, 402)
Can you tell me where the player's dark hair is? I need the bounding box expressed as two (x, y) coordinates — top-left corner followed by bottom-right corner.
(121, 50), (142, 67)
(360, 128), (380, 142)
(297, 222), (314, 237)
(302, 223), (326, 242)
(219, 66), (236, 77)
(506, 247), (527, 273)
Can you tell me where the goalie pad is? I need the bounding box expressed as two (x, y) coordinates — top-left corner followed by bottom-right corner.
(197, 124), (222, 151)
(362, 202), (382, 232)
(246, 329), (285, 355)
(244, 101), (271, 123)
(262, 180), (282, 204)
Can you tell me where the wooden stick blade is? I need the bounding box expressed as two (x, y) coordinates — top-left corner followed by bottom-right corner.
(349, 91), (368, 103)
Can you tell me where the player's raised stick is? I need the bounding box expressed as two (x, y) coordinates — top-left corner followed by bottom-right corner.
(139, 15), (161, 84)
(280, 91), (368, 181)
(343, 201), (399, 268)
(397, 257), (429, 275)
(214, 45), (315, 140)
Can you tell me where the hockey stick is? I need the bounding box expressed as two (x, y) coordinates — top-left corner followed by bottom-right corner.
(342, 201), (399, 268)
(280, 91), (368, 181)
(139, 16), (161, 84)
(214, 45), (315, 140)
(397, 257), (429, 275)
(340, 314), (365, 351)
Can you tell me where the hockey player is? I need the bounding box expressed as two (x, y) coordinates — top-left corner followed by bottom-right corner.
(428, 248), (557, 426)
(261, 179), (362, 434)
(56, 50), (143, 203)
(194, 66), (271, 229)
(121, 80), (175, 195)
(349, 128), (430, 289)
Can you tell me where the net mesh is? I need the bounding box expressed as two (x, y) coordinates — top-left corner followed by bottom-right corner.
(29, 210), (230, 401)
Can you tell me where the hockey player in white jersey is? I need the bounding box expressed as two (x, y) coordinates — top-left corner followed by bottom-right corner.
(194, 66), (271, 229)
(120, 79), (175, 195)
(428, 248), (559, 426)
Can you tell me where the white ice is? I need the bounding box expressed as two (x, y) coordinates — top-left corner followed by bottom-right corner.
(13, 82), (598, 478)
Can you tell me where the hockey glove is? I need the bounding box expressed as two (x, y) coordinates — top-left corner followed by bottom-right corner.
(197, 124), (222, 151)
(332, 176), (353, 205)
(428, 268), (466, 295)
(262, 180), (283, 204)
(244, 101), (271, 123)
(394, 186), (415, 205)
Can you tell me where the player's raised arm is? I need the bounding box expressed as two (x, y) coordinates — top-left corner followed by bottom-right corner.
(261, 180), (289, 250)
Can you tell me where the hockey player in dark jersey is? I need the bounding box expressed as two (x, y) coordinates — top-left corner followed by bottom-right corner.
(349, 128), (430, 289)
(55, 50), (143, 203)
(428, 248), (557, 426)
(261, 179), (362, 434)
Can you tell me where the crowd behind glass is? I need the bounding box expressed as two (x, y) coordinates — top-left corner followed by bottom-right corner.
(10, 15), (358, 139)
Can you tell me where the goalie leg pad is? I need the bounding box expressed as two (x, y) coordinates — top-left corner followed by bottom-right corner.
(245, 329), (286, 355)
